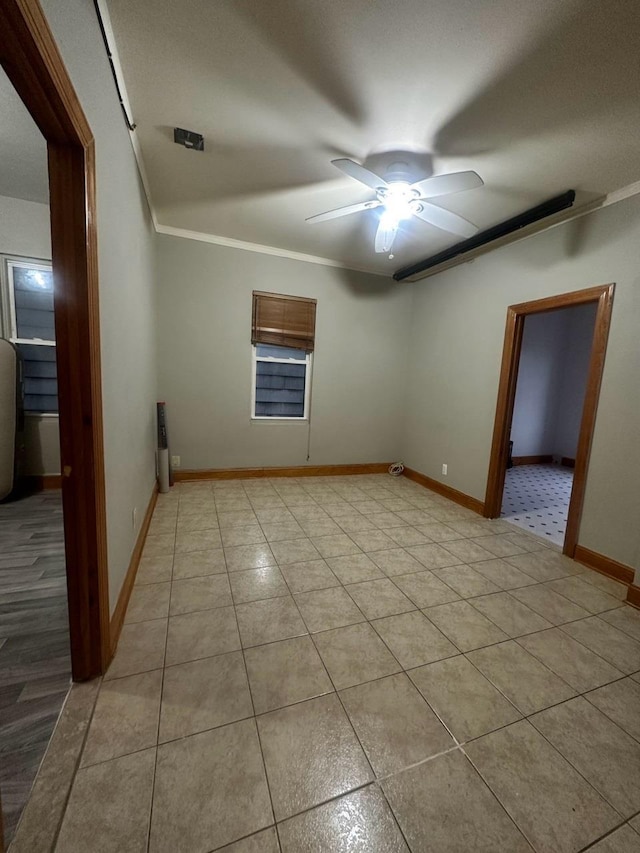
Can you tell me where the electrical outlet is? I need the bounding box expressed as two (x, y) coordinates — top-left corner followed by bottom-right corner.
(442, 463), (448, 476)
(171, 455), (181, 468)
(132, 507), (137, 529)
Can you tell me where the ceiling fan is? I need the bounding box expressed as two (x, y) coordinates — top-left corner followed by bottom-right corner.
(307, 158), (484, 253)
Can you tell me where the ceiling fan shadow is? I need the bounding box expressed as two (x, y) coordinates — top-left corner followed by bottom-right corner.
(433, 0), (640, 157)
(156, 126), (342, 203)
(231, 0), (365, 125)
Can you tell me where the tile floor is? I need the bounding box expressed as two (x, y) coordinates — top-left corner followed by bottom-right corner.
(16, 474), (640, 853)
(0, 489), (70, 845)
(502, 463), (574, 546)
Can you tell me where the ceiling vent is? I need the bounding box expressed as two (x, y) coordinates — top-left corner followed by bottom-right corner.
(173, 128), (204, 151)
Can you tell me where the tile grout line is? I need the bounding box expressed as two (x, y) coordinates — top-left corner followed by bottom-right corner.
(144, 521), (174, 853)
(94, 477), (640, 851)
(46, 679), (102, 852)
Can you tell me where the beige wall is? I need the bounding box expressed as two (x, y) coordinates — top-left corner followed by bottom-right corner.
(0, 195), (50, 259)
(42, 1), (158, 613)
(402, 193), (640, 581)
(0, 194), (60, 475)
(156, 235), (411, 470)
(23, 415), (60, 476)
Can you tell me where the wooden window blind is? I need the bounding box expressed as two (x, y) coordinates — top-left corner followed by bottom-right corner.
(252, 291), (317, 352)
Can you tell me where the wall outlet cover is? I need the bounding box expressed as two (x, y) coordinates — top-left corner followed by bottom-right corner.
(171, 455), (181, 468)
(442, 463), (448, 475)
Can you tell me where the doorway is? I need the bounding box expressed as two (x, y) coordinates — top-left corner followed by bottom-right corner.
(0, 0), (110, 680)
(501, 302), (598, 546)
(484, 284), (615, 557)
(0, 1), (111, 843)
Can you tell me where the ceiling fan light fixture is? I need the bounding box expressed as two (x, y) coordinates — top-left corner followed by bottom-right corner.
(379, 181), (415, 222)
(380, 209), (400, 231)
(309, 157), (482, 254)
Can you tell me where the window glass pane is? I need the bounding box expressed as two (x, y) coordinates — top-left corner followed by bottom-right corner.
(12, 265), (55, 342)
(17, 343), (58, 414)
(255, 360), (305, 417)
(256, 344), (306, 361)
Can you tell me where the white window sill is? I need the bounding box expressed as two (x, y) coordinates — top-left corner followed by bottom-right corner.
(24, 412), (59, 419)
(250, 417), (309, 423)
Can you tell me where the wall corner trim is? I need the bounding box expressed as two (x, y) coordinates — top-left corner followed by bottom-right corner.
(573, 544), (635, 586)
(173, 462), (391, 481)
(627, 584), (640, 610)
(402, 466), (484, 515)
(24, 474), (63, 490)
(512, 455), (553, 466)
(109, 482), (158, 659)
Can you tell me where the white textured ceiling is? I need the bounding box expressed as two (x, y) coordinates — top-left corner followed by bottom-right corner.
(0, 68), (48, 204)
(107, 0), (640, 274)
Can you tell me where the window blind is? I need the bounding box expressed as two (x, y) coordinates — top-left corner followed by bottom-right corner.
(252, 291), (317, 352)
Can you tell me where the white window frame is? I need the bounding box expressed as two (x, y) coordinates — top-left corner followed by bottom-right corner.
(0, 255), (55, 347)
(251, 344), (312, 421)
(1, 255), (58, 416)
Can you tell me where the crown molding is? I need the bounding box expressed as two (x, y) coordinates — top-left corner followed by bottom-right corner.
(153, 222), (386, 275)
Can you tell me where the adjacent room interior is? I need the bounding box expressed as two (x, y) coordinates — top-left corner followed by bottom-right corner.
(0, 68), (70, 846)
(502, 302), (598, 545)
(1, 1), (640, 851)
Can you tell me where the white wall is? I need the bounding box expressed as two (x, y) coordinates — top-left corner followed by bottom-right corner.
(511, 302), (596, 460)
(41, 1), (158, 613)
(22, 415), (60, 476)
(156, 235), (411, 469)
(402, 193), (640, 580)
(0, 194), (61, 476)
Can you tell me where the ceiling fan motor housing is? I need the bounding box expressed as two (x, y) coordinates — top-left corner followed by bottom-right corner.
(385, 161), (413, 184)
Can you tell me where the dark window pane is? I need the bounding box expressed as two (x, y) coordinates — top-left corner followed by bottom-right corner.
(18, 344), (57, 363)
(256, 362), (306, 379)
(255, 401), (304, 417)
(14, 289), (54, 312)
(24, 377), (58, 396)
(255, 389), (305, 404)
(257, 374), (305, 390)
(16, 343), (58, 414)
(255, 358), (306, 417)
(24, 394), (58, 413)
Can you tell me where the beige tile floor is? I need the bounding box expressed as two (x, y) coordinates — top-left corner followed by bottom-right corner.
(20, 475), (640, 852)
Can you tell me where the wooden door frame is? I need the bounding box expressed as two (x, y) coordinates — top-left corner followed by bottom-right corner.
(484, 284), (615, 557)
(0, 0), (110, 678)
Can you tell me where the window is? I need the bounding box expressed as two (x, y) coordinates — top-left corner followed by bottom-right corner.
(0, 256), (58, 414)
(251, 291), (316, 420)
(252, 344), (311, 418)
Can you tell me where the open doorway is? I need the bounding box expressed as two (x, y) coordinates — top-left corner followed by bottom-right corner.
(1, 0), (112, 845)
(484, 284), (615, 557)
(0, 65), (71, 846)
(502, 302), (598, 545)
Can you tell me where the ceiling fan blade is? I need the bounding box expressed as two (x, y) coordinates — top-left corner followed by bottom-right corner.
(411, 170), (484, 199)
(306, 200), (381, 223)
(332, 158), (388, 191)
(375, 219), (398, 253)
(412, 201), (479, 238)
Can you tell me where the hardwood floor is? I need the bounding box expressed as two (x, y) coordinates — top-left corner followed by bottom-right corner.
(0, 489), (70, 845)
